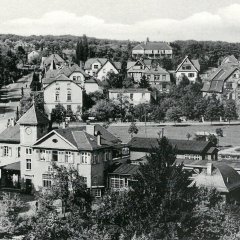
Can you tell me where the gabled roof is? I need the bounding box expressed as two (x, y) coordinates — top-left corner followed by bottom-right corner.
(176, 56), (200, 72)
(192, 163), (240, 193)
(34, 124), (121, 151)
(41, 54), (65, 68)
(133, 42), (172, 51)
(221, 55), (239, 66)
(128, 137), (213, 154)
(110, 164), (140, 176)
(84, 58), (108, 70)
(127, 59), (152, 71)
(96, 60), (121, 75)
(0, 124), (20, 143)
(17, 105), (49, 126)
(202, 66), (240, 93)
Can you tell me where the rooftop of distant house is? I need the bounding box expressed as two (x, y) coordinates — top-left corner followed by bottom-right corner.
(128, 137), (215, 154)
(133, 41), (172, 51)
(109, 88), (151, 94)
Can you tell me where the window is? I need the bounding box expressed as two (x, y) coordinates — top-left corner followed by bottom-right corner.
(93, 64), (98, 69)
(2, 146), (12, 157)
(67, 105), (72, 111)
(162, 83), (167, 89)
(67, 92), (72, 101)
(188, 73), (194, 78)
(81, 152), (89, 164)
(83, 177), (87, 184)
(162, 75), (166, 81)
(92, 154), (97, 164)
(48, 166), (53, 172)
(40, 149), (46, 161)
(130, 93), (133, 101)
(17, 147), (21, 157)
(43, 180), (52, 188)
(154, 75), (160, 80)
(226, 82), (233, 89)
(73, 76), (76, 80)
(186, 65), (191, 70)
(65, 151), (74, 163)
(110, 178), (124, 189)
(55, 92), (60, 102)
(52, 151), (58, 162)
(104, 151), (109, 161)
(26, 159), (31, 170)
(26, 148), (32, 155)
(142, 93), (145, 98)
(92, 189), (101, 198)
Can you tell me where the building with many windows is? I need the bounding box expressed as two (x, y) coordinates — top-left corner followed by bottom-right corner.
(0, 106), (128, 197)
(132, 41), (173, 59)
(42, 73), (83, 118)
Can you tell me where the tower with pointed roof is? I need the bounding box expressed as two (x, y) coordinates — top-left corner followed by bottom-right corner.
(17, 105), (49, 146)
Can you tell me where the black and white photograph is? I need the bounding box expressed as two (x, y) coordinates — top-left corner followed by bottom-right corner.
(1, 0), (240, 239)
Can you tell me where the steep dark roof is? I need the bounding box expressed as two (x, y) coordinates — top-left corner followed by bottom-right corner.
(110, 164), (140, 175)
(128, 137), (212, 154)
(0, 125), (20, 143)
(2, 161), (20, 171)
(133, 42), (172, 51)
(17, 105), (49, 126)
(42, 54), (65, 67)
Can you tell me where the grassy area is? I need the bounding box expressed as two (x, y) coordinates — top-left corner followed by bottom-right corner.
(108, 124), (240, 147)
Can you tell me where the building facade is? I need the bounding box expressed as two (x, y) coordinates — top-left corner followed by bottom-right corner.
(176, 56), (200, 84)
(108, 88), (152, 105)
(132, 41), (173, 59)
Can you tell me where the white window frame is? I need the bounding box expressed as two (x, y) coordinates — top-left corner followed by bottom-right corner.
(26, 159), (31, 170)
(110, 177), (125, 189)
(26, 148), (32, 155)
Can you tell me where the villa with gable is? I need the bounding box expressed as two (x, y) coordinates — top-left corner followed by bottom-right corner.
(176, 56), (200, 84)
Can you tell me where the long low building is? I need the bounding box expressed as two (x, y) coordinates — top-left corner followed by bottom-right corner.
(128, 137), (218, 163)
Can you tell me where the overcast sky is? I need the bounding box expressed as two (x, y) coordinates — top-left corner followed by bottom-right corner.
(1, 0), (240, 42)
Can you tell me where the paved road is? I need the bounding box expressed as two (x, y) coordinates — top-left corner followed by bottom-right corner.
(0, 73), (33, 132)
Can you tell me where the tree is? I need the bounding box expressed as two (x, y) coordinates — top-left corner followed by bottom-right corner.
(75, 39), (83, 64)
(89, 99), (115, 121)
(122, 76), (134, 88)
(139, 75), (150, 88)
(94, 137), (207, 239)
(30, 72), (41, 91)
(224, 99), (238, 123)
(51, 104), (67, 125)
(82, 34), (89, 62)
(166, 106), (182, 123)
(104, 72), (123, 89)
(205, 95), (224, 123)
(0, 193), (26, 239)
(208, 134), (218, 146)
(25, 164), (92, 240)
(128, 121), (139, 138)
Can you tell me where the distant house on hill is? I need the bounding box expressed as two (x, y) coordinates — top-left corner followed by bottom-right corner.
(84, 58), (121, 80)
(40, 54), (66, 70)
(144, 65), (171, 93)
(201, 64), (240, 116)
(221, 55), (239, 67)
(108, 88), (152, 105)
(132, 40), (173, 59)
(175, 56), (200, 84)
(127, 59), (152, 82)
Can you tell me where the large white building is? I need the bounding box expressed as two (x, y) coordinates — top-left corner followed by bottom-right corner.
(132, 41), (173, 59)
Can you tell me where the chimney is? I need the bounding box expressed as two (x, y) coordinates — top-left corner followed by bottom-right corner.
(86, 124), (95, 136)
(206, 163), (213, 175)
(97, 132), (102, 146)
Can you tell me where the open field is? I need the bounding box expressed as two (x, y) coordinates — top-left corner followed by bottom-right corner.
(108, 124), (240, 147)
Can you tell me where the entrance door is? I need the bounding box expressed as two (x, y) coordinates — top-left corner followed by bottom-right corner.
(25, 179), (32, 194)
